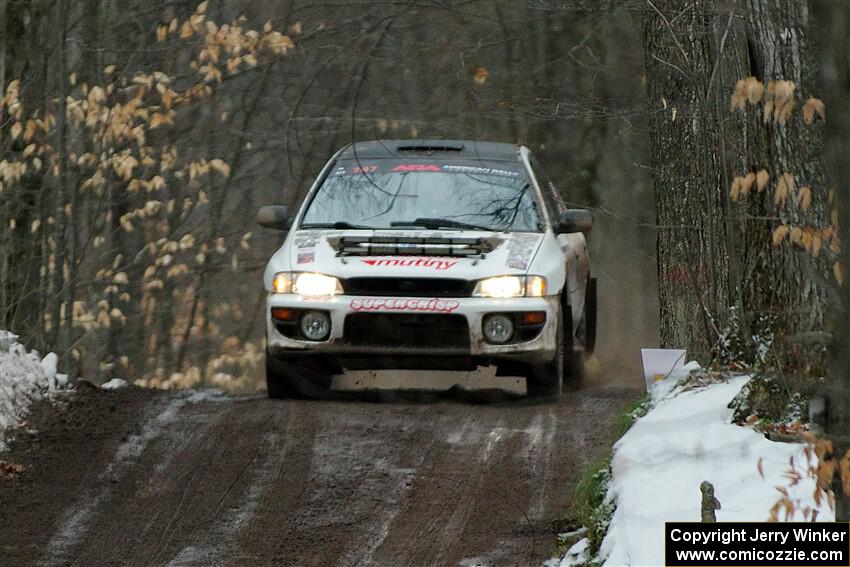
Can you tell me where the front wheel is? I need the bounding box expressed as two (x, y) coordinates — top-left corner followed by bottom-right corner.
(526, 307), (567, 398)
(578, 276), (597, 356)
(266, 355), (333, 399)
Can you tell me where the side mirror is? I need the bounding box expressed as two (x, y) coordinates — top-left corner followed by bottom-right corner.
(257, 205), (292, 230)
(555, 209), (593, 234)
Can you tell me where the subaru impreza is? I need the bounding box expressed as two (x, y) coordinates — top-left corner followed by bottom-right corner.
(258, 139), (596, 398)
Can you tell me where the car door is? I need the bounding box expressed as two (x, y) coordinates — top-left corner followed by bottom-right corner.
(529, 155), (589, 331)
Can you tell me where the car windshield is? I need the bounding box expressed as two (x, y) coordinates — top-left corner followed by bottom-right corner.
(299, 160), (543, 232)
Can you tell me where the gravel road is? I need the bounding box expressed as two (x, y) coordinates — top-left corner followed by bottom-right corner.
(0, 369), (640, 566)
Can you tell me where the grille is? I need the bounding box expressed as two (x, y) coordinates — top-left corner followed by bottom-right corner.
(333, 235), (498, 257)
(343, 313), (470, 349)
(342, 277), (472, 298)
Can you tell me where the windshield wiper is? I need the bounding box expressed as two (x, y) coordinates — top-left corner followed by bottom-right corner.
(391, 218), (495, 231)
(300, 221), (374, 230)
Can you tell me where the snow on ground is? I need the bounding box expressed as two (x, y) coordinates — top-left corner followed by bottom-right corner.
(100, 378), (128, 390)
(601, 368), (830, 566)
(559, 363), (831, 567)
(0, 330), (67, 451)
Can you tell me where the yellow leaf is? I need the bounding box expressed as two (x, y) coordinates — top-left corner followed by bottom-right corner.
(741, 172), (755, 196)
(209, 158), (230, 177)
(290, 21), (302, 35)
(180, 20), (194, 39)
(756, 169), (770, 192)
(802, 228), (814, 252)
(770, 80), (796, 124)
(23, 120), (36, 142)
(473, 66), (488, 86)
(179, 234), (195, 250)
(772, 224), (789, 246)
(812, 232), (823, 257)
(730, 79), (747, 111)
(775, 173), (795, 206)
(156, 25), (168, 42)
(835, 262), (844, 285)
(730, 176), (742, 202)
(803, 97), (825, 124)
(196, 0), (208, 14)
(150, 112), (173, 129)
(830, 233), (841, 255)
(104, 64), (116, 75)
(10, 122), (22, 140)
(746, 76), (764, 104)
(169, 17), (178, 33)
(797, 186), (812, 210)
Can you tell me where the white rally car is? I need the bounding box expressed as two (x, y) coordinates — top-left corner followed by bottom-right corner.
(258, 140), (596, 398)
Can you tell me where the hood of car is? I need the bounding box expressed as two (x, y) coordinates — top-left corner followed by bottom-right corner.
(284, 229), (544, 281)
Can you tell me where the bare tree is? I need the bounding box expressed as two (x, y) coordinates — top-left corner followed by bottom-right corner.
(733, 0), (830, 373)
(814, 0), (850, 523)
(642, 0), (732, 362)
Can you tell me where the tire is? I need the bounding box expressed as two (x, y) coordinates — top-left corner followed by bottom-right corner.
(266, 354), (333, 399)
(526, 306), (567, 398)
(563, 307), (585, 392)
(583, 276), (598, 356)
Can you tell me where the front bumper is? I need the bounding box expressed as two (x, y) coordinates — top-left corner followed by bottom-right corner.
(265, 293), (558, 365)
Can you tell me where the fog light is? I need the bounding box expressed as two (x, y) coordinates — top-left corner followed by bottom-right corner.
(300, 311), (330, 341)
(483, 314), (514, 344)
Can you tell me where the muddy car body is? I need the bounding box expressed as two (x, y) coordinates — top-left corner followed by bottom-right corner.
(258, 140), (596, 397)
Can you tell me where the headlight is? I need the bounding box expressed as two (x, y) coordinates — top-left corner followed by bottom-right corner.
(473, 275), (547, 298)
(271, 272), (342, 297)
(294, 273), (342, 296)
(272, 272), (293, 293)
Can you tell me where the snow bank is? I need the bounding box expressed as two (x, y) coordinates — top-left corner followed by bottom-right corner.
(594, 370), (830, 566)
(0, 331), (68, 450)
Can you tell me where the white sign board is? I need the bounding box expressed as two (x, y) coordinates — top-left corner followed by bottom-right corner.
(640, 348), (687, 392)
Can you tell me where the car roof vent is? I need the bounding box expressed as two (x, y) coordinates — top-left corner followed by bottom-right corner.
(395, 142), (464, 153)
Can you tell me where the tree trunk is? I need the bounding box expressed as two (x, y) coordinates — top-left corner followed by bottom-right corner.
(736, 0), (829, 373)
(643, 0), (732, 361)
(814, 0), (850, 522)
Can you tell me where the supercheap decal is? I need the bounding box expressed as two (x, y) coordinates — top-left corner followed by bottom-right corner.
(349, 298), (460, 313)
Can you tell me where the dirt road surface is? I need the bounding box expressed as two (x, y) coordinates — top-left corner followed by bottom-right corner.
(0, 368), (640, 566)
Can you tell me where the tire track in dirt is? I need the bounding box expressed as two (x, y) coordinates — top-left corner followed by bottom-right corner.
(39, 391), (221, 567)
(165, 427), (292, 566)
(1, 380), (640, 567)
(60, 394), (250, 566)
